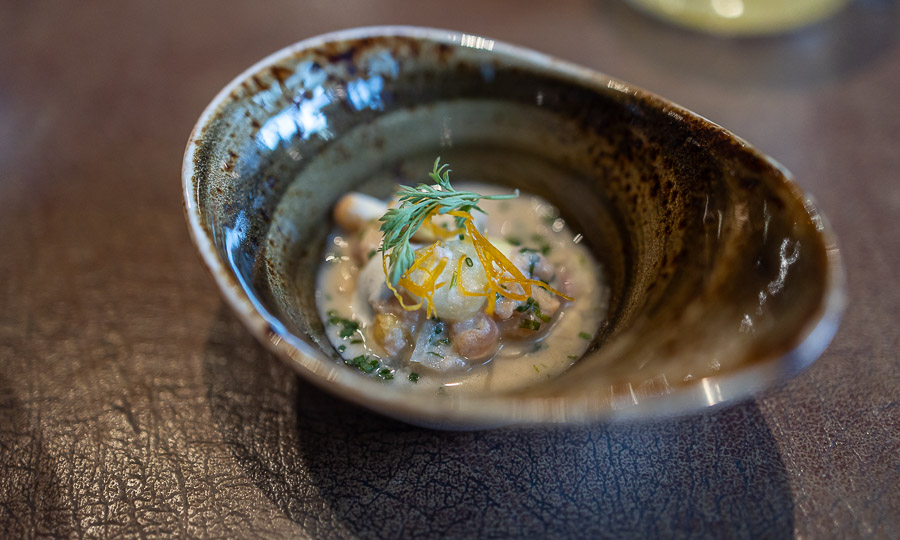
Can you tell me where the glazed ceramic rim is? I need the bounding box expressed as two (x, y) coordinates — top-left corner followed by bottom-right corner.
(182, 26), (845, 427)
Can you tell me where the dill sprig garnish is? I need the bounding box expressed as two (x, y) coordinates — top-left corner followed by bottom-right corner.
(379, 158), (518, 284)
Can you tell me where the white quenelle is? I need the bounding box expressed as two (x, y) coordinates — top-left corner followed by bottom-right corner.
(408, 240), (488, 322)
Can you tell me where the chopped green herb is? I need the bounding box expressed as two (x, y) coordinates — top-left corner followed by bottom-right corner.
(350, 339), (363, 344)
(520, 319), (541, 331)
(449, 271), (457, 289)
(567, 355), (578, 360)
(327, 312), (361, 339)
(338, 321), (360, 338)
(516, 297), (536, 312)
(533, 364), (541, 373)
(346, 355), (378, 374)
(337, 345), (346, 353)
(328, 312), (359, 339)
(438, 337), (451, 345)
(327, 310), (338, 317)
(516, 297), (552, 322)
(531, 234), (545, 242)
(458, 233), (465, 240)
(541, 245), (552, 255)
(345, 354), (396, 381)
(579, 332), (592, 340)
(427, 351), (444, 358)
(367, 249), (377, 260)
(506, 236), (521, 246)
(408, 372), (420, 383)
(433, 321), (445, 335)
(464, 256), (474, 267)
(528, 255), (538, 277)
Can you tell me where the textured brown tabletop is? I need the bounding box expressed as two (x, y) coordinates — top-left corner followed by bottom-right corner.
(1, 2), (898, 538)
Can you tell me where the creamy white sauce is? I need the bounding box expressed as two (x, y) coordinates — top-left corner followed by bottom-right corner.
(315, 184), (608, 394)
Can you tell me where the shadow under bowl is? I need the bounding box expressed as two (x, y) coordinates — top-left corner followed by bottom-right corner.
(183, 26), (844, 429)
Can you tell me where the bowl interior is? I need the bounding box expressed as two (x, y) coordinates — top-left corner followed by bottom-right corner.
(185, 28), (840, 423)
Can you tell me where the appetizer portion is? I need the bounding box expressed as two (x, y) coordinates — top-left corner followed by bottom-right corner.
(316, 159), (608, 392)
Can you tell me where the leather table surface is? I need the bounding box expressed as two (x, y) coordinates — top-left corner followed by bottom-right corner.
(1, 2), (897, 538)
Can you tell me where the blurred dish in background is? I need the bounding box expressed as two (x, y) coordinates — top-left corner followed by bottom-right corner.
(626, 0), (849, 35)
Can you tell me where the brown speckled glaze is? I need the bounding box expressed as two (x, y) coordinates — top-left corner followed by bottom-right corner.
(183, 26), (844, 428)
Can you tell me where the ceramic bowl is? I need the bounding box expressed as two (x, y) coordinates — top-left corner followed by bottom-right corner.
(182, 26), (844, 429)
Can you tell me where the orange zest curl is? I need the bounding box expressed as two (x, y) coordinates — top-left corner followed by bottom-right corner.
(383, 240), (449, 319)
(420, 208), (464, 241)
(447, 211), (572, 315)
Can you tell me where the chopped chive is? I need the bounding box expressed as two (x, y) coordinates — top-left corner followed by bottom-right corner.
(356, 363), (375, 373)
(458, 233), (465, 240)
(350, 339), (363, 344)
(567, 355), (578, 360)
(427, 351), (444, 358)
(338, 320), (360, 338)
(408, 372), (420, 383)
(464, 257), (474, 267)
(516, 297), (535, 312)
(438, 338), (451, 345)
(520, 319), (541, 331)
(347, 354), (377, 373)
(328, 312), (361, 338)
(579, 332), (592, 340)
(533, 364), (540, 373)
(378, 368), (394, 380)
(515, 297), (553, 323)
(449, 271), (457, 289)
(367, 249), (377, 260)
(337, 345), (346, 353)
